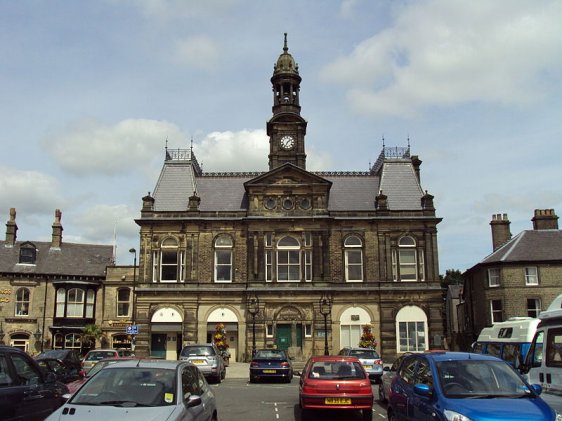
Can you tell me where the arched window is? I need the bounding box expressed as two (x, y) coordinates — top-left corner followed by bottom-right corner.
(153, 237), (184, 282)
(344, 235), (363, 282)
(15, 288), (30, 316)
(396, 305), (428, 352)
(117, 288), (131, 317)
(277, 236), (301, 282)
(214, 235), (233, 282)
(67, 288), (85, 318)
(392, 235), (424, 281)
(64, 333), (81, 350)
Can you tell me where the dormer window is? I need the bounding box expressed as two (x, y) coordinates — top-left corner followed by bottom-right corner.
(19, 243), (37, 264)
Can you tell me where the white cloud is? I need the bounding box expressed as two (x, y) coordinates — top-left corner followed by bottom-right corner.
(322, 0), (562, 116)
(0, 167), (65, 215)
(122, 0), (237, 20)
(175, 36), (220, 71)
(194, 129), (334, 172)
(67, 204), (138, 244)
(42, 118), (184, 177)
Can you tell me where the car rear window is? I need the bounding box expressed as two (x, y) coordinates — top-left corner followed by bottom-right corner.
(86, 351), (117, 361)
(309, 361), (366, 380)
(349, 349), (380, 359)
(254, 350), (286, 359)
(180, 346), (215, 357)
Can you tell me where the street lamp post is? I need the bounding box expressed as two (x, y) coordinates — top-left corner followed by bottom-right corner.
(246, 294), (260, 358)
(129, 248), (137, 350)
(0, 321), (5, 345)
(319, 294), (332, 356)
(34, 327), (43, 351)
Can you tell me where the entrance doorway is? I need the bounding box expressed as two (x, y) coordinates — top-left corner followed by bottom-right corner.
(276, 324), (303, 350)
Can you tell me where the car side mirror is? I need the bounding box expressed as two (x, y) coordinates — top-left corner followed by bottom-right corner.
(530, 384), (543, 395)
(414, 383), (432, 397)
(185, 394), (202, 408)
(44, 372), (57, 384)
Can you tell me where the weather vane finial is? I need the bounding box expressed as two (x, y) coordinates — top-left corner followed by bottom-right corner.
(283, 33), (288, 53)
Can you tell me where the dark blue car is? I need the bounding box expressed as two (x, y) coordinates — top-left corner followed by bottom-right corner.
(387, 351), (557, 421)
(0, 345), (68, 421)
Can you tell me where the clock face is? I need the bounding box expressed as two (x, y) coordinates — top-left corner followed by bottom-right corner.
(280, 135), (295, 150)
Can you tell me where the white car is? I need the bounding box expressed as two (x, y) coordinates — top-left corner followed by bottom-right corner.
(45, 359), (218, 421)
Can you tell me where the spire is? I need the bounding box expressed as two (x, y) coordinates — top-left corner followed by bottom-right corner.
(283, 32), (288, 53)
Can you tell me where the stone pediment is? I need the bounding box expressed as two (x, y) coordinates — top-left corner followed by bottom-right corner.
(244, 164), (331, 215)
(244, 163), (331, 190)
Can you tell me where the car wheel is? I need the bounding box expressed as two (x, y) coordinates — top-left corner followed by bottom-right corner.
(361, 409), (373, 421)
(215, 374), (222, 384)
(378, 384), (386, 402)
(249, 375), (256, 383)
(221, 369), (226, 380)
(301, 408), (311, 421)
(387, 409), (396, 421)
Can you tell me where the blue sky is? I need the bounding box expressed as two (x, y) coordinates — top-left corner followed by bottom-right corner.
(1, 0), (561, 272)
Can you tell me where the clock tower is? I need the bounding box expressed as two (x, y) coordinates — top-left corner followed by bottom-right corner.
(267, 33), (308, 170)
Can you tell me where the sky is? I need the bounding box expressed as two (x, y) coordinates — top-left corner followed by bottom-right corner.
(1, 0), (561, 273)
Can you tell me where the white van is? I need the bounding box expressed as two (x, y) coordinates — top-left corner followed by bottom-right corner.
(521, 294), (562, 415)
(472, 316), (540, 369)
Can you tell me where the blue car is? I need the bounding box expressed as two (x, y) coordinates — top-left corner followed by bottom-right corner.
(387, 351), (558, 421)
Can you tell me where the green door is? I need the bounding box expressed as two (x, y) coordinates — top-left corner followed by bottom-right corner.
(151, 333), (167, 359)
(276, 324), (292, 351)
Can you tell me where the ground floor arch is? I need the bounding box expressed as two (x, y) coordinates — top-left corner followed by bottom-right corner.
(150, 306), (184, 360)
(206, 307), (239, 362)
(395, 305), (428, 353)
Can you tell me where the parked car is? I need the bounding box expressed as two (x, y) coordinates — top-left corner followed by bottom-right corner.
(36, 357), (83, 384)
(387, 351), (558, 421)
(81, 349), (121, 373)
(378, 352), (412, 402)
(249, 349), (293, 383)
(66, 357), (139, 396)
(338, 347), (383, 384)
(299, 355), (373, 421)
(36, 349), (82, 379)
(179, 343), (226, 384)
(45, 359), (218, 421)
(0, 345), (69, 421)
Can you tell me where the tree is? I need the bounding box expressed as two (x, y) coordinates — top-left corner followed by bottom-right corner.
(213, 323), (229, 355)
(83, 324), (105, 350)
(358, 324), (377, 349)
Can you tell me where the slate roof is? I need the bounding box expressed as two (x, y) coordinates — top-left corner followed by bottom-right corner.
(479, 229), (562, 264)
(151, 159), (424, 213)
(0, 241), (114, 277)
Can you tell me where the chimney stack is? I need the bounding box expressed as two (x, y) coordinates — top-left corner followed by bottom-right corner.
(532, 209), (559, 230)
(51, 209), (63, 249)
(490, 213), (511, 251)
(5, 208), (18, 246)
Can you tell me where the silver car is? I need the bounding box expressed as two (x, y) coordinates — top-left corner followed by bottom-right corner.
(179, 344), (226, 384)
(338, 347), (383, 383)
(44, 359), (218, 421)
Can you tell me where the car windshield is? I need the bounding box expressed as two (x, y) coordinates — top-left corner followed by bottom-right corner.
(181, 346), (214, 357)
(309, 361), (366, 380)
(71, 367), (176, 407)
(436, 360), (533, 398)
(38, 350), (68, 359)
(254, 350), (286, 360)
(348, 349), (380, 359)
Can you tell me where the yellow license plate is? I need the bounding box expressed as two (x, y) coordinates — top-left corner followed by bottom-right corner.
(263, 369), (277, 373)
(192, 359), (205, 364)
(325, 397), (351, 405)
(363, 365), (372, 369)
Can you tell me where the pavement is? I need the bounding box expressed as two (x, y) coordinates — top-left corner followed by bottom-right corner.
(225, 361), (305, 379)
(225, 362), (250, 379)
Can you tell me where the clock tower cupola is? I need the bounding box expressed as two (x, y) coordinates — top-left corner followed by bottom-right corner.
(267, 33), (307, 170)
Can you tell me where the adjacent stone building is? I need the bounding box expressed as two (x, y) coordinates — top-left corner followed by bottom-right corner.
(459, 209), (562, 350)
(131, 35), (444, 362)
(0, 208), (114, 354)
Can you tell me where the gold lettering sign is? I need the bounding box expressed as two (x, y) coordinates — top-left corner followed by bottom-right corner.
(0, 288), (12, 295)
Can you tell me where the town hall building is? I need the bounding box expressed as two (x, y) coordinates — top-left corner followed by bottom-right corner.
(131, 35), (444, 362)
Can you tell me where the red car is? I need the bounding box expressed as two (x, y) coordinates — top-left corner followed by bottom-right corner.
(299, 355), (374, 421)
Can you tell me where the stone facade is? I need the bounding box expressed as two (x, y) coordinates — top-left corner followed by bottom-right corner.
(130, 35), (445, 363)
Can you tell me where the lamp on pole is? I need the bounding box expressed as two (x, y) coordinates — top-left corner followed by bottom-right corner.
(246, 294), (259, 358)
(319, 294), (332, 356)
(34, 326), (43, 350)
(129, 248), (137, 350)
(0, 321), (5, 344)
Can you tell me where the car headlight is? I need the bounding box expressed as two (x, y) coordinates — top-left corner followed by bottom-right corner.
(555, 410), (561, 421)
(444, 410), (474, 421)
